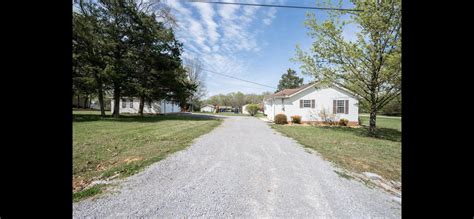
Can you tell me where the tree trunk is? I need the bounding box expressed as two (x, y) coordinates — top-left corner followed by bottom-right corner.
(97, 84), (106, 117)
(93, 72), (106, 117)
(83, 96), (88, 109)
(112, 85), (121, 118)
(76, 95), (80, 108)
(138, 96), (145, 117)
(368, 106), (377, 136)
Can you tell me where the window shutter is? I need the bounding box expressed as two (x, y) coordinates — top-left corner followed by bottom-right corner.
(333, 100), (336, 114)
(345, 100), (349, 114)
(300, 100), (303, 108)
(311, 99), (315, 108)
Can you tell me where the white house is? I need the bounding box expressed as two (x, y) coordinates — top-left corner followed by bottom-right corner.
(263, 83), (359, 125)
(200, 104), (215, 113)
(111, 97), (181, 114)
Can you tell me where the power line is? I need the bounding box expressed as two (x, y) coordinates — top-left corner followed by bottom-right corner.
(202, 68), (276, 89)
(189, 1), (363, 12)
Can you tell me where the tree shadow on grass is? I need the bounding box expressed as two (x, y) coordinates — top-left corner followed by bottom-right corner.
(72, 113), (221, 123)
(319, 125), (401, 142)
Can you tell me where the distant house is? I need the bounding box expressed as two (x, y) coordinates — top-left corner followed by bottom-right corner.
(73, 96), (111, 110)
(111, 97), (181, 114)
(200, 104), (216, 113)
(263, 83), (359, 125)
(216, 106), (232, 112)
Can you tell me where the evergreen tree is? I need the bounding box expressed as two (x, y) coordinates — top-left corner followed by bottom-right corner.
(276, 68), (304, 92)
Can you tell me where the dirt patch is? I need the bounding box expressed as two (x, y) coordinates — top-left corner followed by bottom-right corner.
(95, 163), (107, 171)
(123, 157), (143, 164)
(335, 168), (401, 197)
(73, 177), (91, 192)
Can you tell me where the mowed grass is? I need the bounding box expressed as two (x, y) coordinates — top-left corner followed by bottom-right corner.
(73, 111), (222, 201)
(359, 114), (401, 131)
(271, 115), (401, 181)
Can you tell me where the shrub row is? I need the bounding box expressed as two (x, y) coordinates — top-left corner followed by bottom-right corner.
(273, 114), (352, 126)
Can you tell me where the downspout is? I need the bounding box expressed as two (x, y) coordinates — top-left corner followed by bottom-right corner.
(281, 98), (284, 111)
(273, 97), (275, 120)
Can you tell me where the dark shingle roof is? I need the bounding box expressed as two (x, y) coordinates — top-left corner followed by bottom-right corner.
(264, 83), (314, 100)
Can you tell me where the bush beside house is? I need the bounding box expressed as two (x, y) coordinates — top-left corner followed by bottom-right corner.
(274, 114), (288, 124)
(291, 115), (302, 124)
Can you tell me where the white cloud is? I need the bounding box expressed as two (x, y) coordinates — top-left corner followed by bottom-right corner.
(217, 2), (240, 20)
(263, 7), (277, 25)
(192, 3), (220, 44)
(164, 0), (281, 97)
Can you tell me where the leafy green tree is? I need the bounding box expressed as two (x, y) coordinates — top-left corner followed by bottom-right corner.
(381, 94), (401, 116)
(207, 95), (220, 106)
(244, 93), (265, 105)
(73, 0), (109, 115)
(125, 4), (186, 116)
(293, 0), (401, 135)
(230, 92), (246, 113)
(246, 104), (260, 116)
(205, 91), (269, 111)
(94, 0), (138, 117)
(73, 0), (192, 117)
(276, 68), (304, 92)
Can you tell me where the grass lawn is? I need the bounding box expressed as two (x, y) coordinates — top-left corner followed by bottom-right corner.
(359, 114), (401, 131)
(73, 110), (222, 201)
(271, 115), (401, 182)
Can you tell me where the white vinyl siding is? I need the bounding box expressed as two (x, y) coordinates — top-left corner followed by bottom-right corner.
(265, 86), (358, 123)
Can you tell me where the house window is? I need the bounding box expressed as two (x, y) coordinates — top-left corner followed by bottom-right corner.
(129, 99), (133, 108)
(337, 100), (345, 113)
(303, 100), (311, 108)
(121, 99), (126, 108)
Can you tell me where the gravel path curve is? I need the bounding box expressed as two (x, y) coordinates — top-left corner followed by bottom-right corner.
(73, 115), (401, 218)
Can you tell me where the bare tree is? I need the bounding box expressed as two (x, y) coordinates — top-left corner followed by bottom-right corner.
(184, 57), (206, 111)
(132, 0), (178, 28)
(150, 0), (177, 28)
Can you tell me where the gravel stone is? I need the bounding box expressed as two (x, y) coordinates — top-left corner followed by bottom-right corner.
(73, 116), (401, 218)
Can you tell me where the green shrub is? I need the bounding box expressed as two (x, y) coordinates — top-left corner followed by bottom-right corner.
(339, 118), (349, 126)
(291, 115), (302, 124)
(274, 114), (288, 124)
(246, 104), (260, 116)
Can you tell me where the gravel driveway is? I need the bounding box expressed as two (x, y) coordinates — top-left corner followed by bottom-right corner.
(73, 115), (401, 218)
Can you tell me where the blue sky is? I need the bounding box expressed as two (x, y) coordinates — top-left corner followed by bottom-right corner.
(164, 0), (357, 97)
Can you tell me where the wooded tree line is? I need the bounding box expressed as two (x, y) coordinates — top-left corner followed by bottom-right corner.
(204, 92), (271, 112)
(73, 0), (196, 117)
